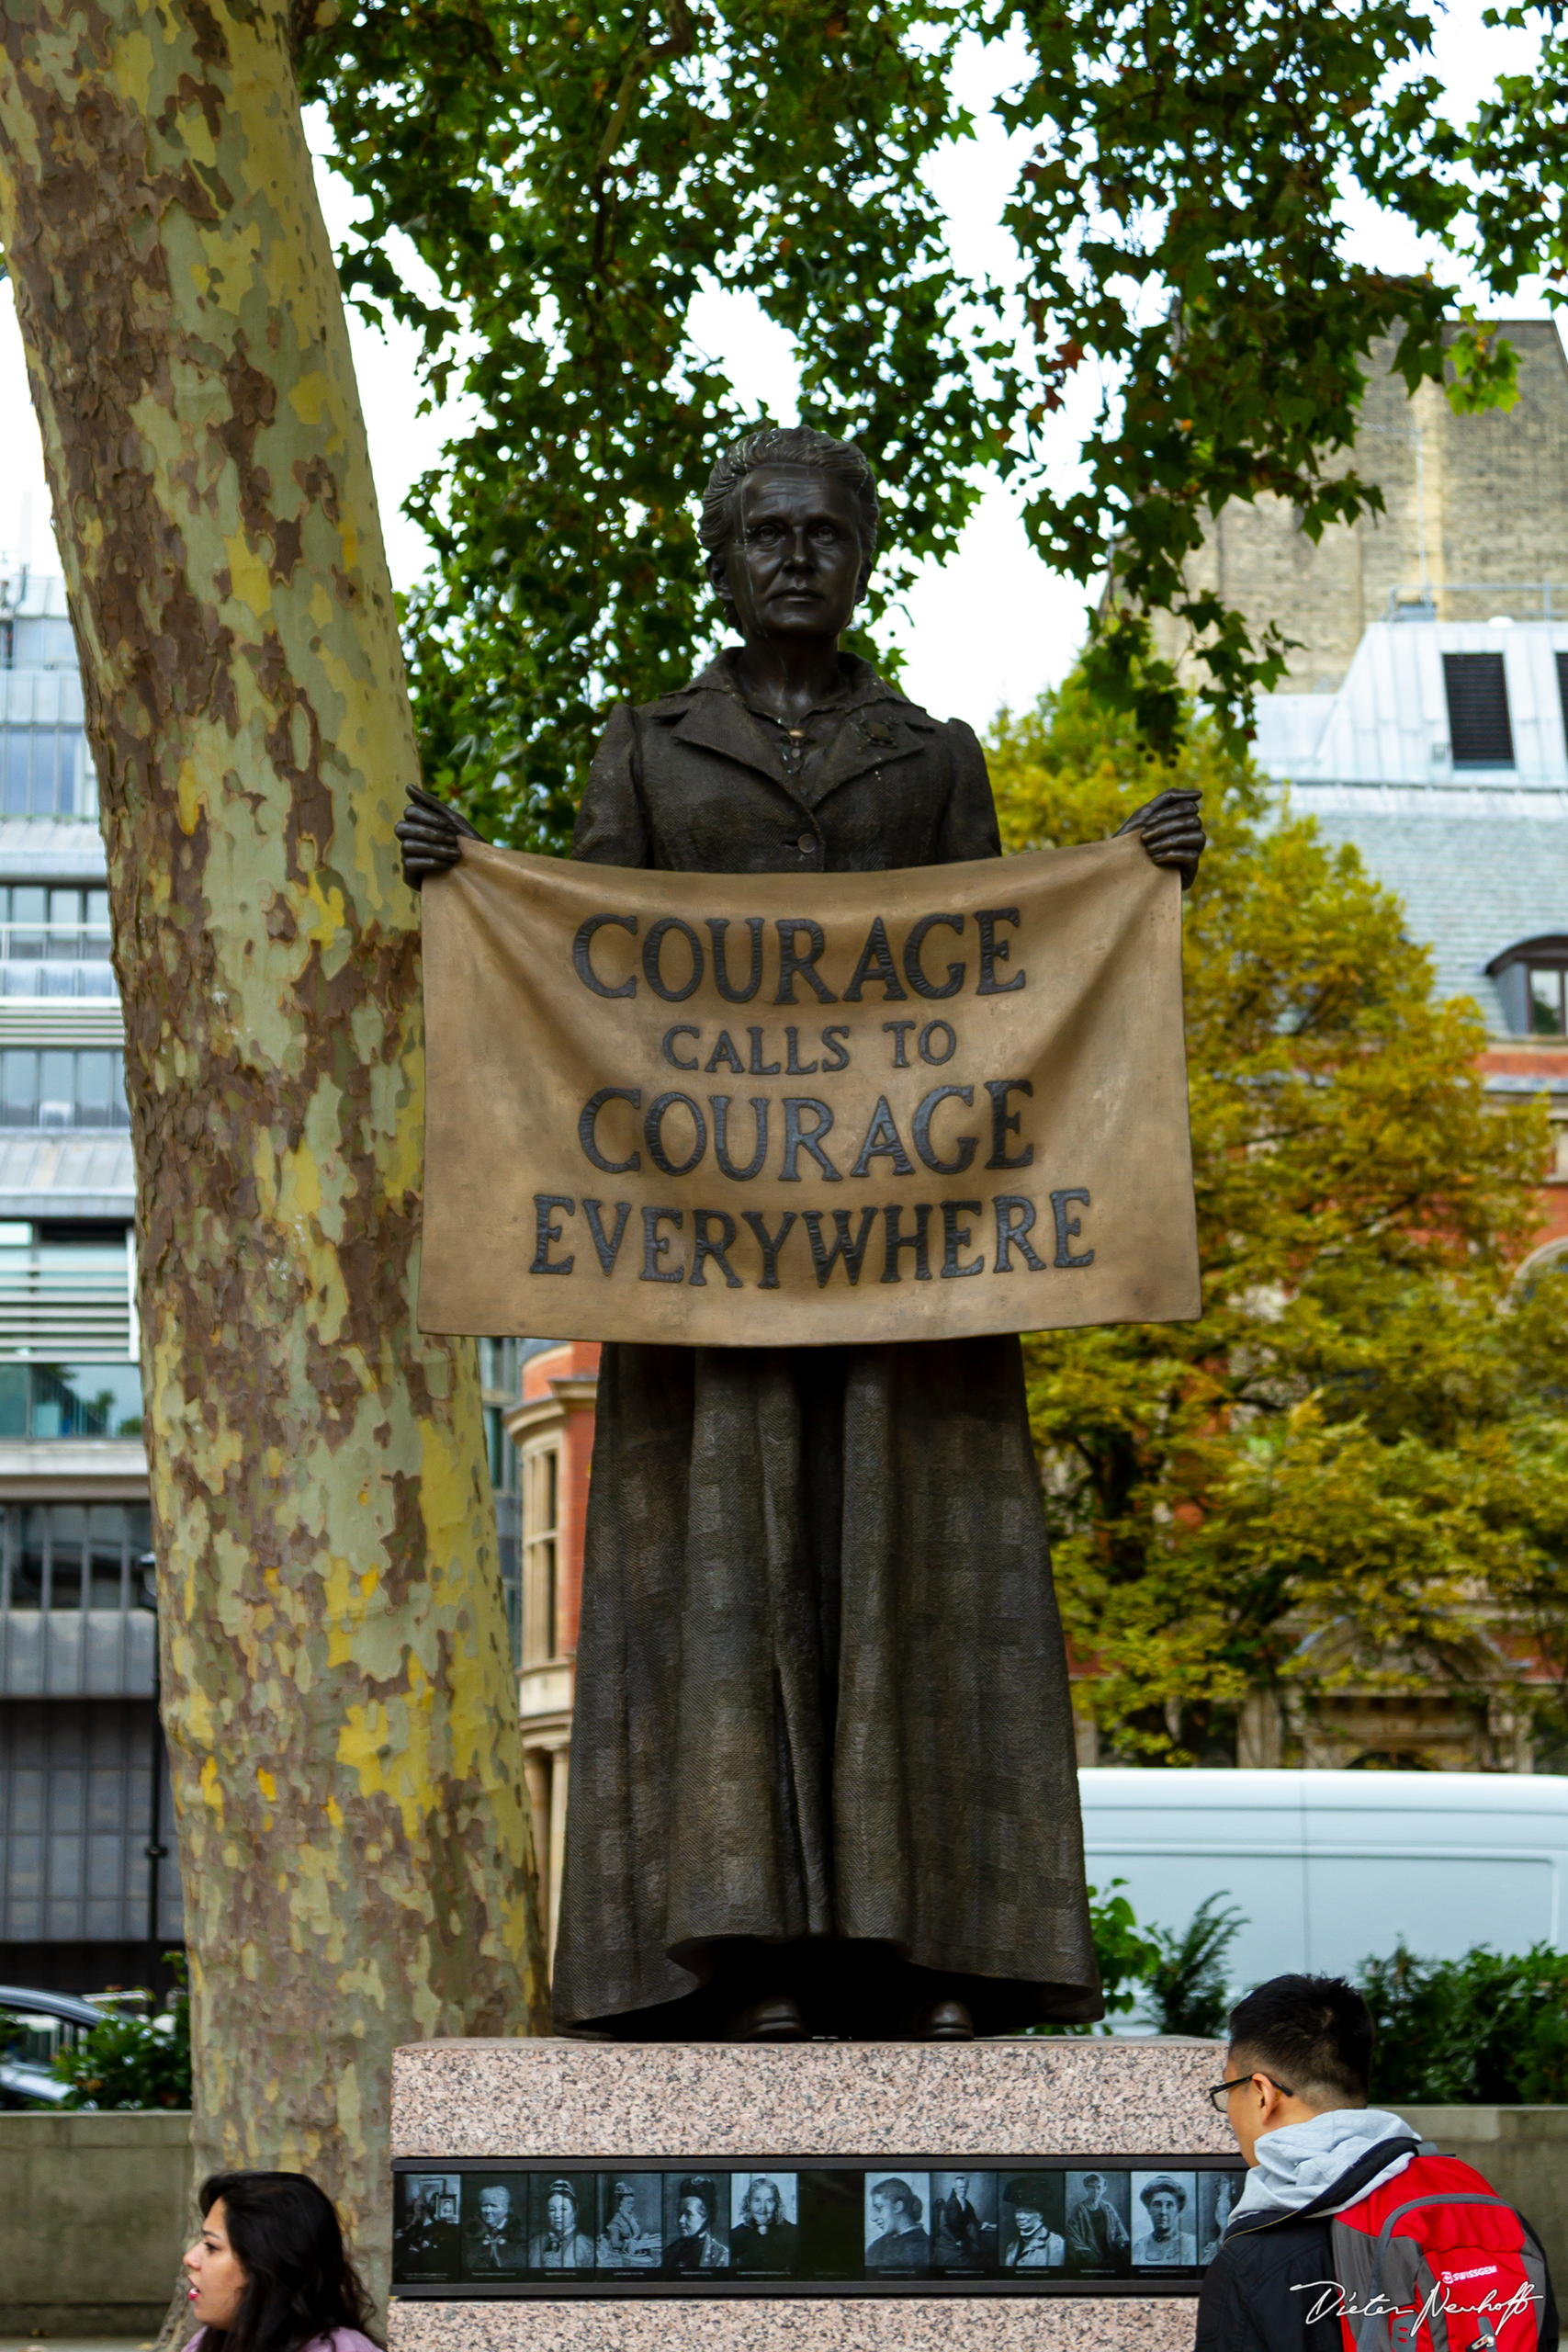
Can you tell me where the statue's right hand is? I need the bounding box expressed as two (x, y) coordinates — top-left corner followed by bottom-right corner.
(397, 784), (485, 889)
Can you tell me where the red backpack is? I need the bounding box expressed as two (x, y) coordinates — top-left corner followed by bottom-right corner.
(1332, 2152), (1551, 2352)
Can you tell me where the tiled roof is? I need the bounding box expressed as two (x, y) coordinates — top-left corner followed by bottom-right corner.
(1285, 786), (1568, 1033)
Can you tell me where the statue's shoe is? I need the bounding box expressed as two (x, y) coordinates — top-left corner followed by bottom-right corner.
(906, 1999), (976, 2041)
(725, 1994), (809, 2041)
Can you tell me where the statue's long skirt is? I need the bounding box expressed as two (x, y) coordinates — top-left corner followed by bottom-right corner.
(550, 1334), (1101, 2034)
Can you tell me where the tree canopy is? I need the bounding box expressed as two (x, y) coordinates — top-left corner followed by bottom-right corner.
(300, 0), (1003, 847)
(294, 0), (1561, 819)
(987, 682), (1568, 1764)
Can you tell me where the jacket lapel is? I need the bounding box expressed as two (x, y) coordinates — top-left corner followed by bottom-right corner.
(798, 703), (938, 809)
(650, 662), (939, 819)
(663, 692), (803, 802)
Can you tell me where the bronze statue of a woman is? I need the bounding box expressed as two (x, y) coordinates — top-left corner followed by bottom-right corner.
(400, 425), (1204, 2042)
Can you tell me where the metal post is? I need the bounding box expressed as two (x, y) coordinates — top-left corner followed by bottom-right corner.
(134, 1550), (168, 1994)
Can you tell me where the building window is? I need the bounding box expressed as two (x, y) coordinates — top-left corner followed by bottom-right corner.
(0, 887), (114, 997)
(1527, 965), (1567, 1035)
(0, 727), (83, 817)
(0, 1500), (152, 1612)
(0, 1361), (143, 1439)
(0, 1047), (130, 1127)
(0, 1500), (158, 1703)
(1443, 651), (1515, 767)
(522, 1444), (559, 1667)
(1487, 936), (1568, 1036)
(0, 1700), (182, 1941)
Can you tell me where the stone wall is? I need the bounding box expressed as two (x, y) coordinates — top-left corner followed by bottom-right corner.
(1151, 321), (1568, 692)
(0, 2106), (191, 2334)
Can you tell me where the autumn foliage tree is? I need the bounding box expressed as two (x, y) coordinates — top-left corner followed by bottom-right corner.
(989, 684), (1568, 1763)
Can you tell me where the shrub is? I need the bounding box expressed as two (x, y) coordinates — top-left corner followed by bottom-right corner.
(50, 1957), (191, 2110)
(1362, 1941), (1568, 2106)
(1146, 1894), (1248, 2038)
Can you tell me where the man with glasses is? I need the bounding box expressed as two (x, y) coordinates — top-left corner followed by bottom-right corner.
(1197, 1973), (1558, 2352)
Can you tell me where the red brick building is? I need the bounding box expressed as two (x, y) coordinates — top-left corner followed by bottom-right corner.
(504, 1339), (599, 1962)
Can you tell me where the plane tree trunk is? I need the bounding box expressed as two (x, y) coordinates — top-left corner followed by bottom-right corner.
(0, 0), (549, 2301)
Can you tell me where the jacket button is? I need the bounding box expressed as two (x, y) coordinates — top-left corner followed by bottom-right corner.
(797, 833), (815, 854)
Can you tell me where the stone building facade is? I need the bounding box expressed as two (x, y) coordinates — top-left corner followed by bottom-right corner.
(504, 1338), (598, 1965)
(1151, 320), (1568, 686)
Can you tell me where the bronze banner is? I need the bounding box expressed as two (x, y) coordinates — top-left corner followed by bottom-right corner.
(417, 836), (1200, 1346)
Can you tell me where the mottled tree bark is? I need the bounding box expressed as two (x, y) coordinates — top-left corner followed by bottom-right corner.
(0, 0), (550, 2301)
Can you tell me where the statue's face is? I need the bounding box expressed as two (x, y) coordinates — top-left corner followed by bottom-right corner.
(714, 465), (864, 643)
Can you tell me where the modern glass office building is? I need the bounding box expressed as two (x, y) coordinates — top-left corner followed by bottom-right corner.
(0, 564), (522, 1992)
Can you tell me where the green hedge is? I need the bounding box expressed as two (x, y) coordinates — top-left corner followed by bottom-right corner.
(1362, 1943), (1568, 2106)
(1041, 1886), (1568, 2101)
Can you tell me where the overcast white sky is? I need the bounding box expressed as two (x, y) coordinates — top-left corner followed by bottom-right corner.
(0, 3), (1559, 729)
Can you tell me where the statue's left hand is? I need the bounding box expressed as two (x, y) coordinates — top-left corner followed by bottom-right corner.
(1115, 787), (1205, 889)
(396, 784), (486, 889)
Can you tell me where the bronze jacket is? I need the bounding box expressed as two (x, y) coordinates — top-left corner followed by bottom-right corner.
(570, 650), (1000, 876)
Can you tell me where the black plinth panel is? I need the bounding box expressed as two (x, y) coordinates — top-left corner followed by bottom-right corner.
(392, 2155), (1245, 2299)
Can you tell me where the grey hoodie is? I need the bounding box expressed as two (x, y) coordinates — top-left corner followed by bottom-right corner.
(1230, 2107), (1419, 2222)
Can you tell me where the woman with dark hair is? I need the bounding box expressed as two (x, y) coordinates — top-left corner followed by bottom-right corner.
(182, 2172), (380, 2352)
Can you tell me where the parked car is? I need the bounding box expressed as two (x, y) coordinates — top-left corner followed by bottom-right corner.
(0, 1985), (107, 2107)
(1077, 1769), (1568, 1988)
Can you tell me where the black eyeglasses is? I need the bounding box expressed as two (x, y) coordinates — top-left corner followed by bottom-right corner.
(1207, 2072), (1294, 2114)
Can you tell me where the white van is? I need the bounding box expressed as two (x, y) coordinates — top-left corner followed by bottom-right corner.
(1077, 1769), (1568, 1988)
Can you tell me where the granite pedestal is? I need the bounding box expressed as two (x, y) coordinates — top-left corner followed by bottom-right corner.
(389, 2038), (1231, 2352)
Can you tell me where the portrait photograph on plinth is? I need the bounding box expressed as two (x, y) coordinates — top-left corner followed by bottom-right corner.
(595, 2173), (663, 2270)
(1001, 2172), (1066, 2270)
(393, 2173), (462, 2282)
(864, 2172), (933, 2272)
(729, 2172), (800, 2274)
(1064, 2169), (1133, 2276)
(662, 2173), (731, 2270)
(458, 2174), (531, 2279)
(1198, 2170), (1244, 2265)
(1130, 2170), (1200, 2269)
(931, 2169), (998, 2273)
(527, 2173), (597, 2272)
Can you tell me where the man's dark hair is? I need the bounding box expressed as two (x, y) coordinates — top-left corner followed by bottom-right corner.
(699, 425), (879, 626)
(1225, 1973), (1374, 2106)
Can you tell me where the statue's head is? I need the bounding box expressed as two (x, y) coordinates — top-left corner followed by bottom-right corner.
(700, 425), (879, 642)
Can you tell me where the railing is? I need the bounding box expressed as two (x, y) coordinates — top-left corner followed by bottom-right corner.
(1384, 582), (1568, 621)
(0, 922), (111, 963)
